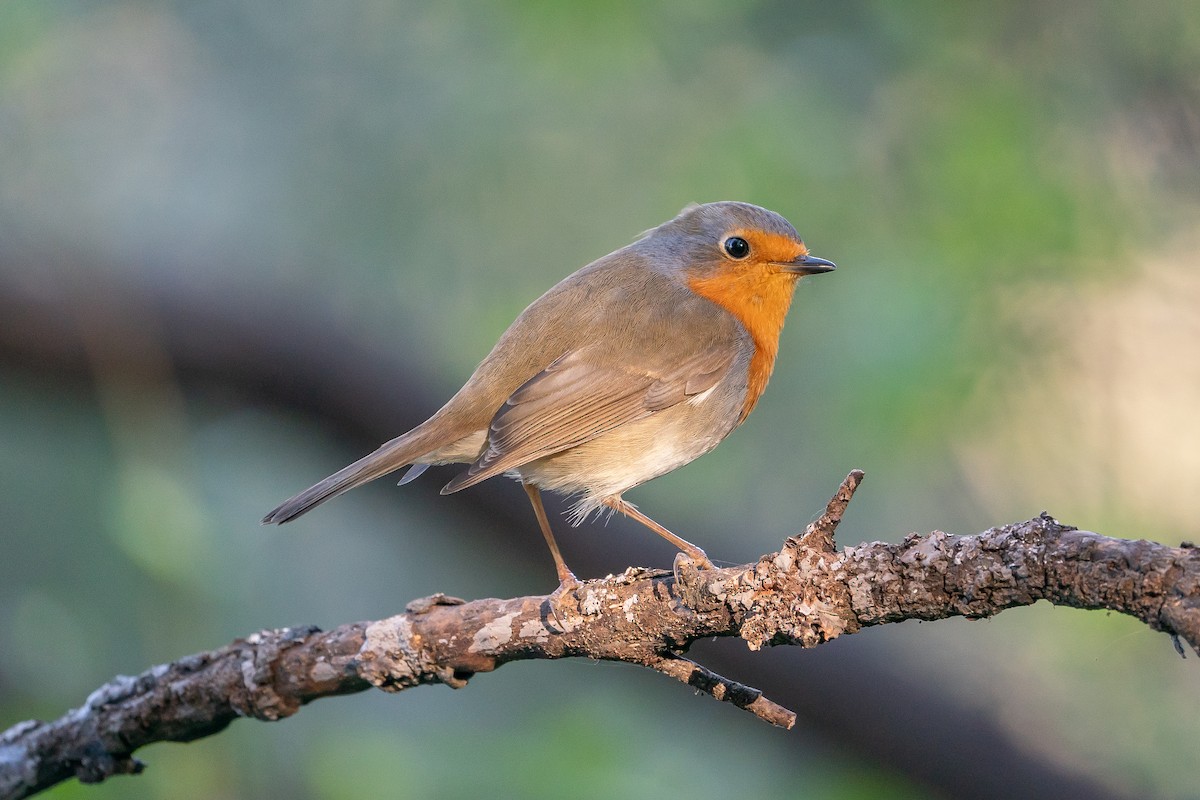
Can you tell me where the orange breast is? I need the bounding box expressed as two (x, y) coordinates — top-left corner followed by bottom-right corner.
(687, 265), (800, 423)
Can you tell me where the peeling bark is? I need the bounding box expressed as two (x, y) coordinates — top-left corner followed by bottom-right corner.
(2, 471), (1197, 799)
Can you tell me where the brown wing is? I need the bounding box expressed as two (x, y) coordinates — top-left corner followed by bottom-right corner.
(440, 345), (734, 493)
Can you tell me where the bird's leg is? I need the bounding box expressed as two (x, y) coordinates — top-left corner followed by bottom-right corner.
(523, 483), (579, 588)
(602, 497), (714, 569)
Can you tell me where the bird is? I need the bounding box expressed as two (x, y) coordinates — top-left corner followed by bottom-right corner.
(262, 201), (835, 588)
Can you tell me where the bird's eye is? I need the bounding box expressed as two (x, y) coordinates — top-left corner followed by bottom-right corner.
(723, 236), (750, 259)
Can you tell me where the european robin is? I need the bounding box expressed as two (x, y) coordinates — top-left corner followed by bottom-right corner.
(263, 201), (835, 587)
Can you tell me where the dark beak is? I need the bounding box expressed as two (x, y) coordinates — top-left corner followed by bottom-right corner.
(779, 254), (836, 275)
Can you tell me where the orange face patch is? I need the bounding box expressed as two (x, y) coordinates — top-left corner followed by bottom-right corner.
(726, 228), (808, 266)
(687, 229), (809, 423)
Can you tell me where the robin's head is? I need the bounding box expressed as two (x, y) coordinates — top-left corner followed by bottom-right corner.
(641, 202), (836, 421)
(639, 201), (835, 282)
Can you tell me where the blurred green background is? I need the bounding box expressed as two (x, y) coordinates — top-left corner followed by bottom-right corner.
(2, 1), (1199, 798)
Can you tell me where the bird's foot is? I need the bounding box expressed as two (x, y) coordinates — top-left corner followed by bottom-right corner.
(545, 570), (581, 629)
(672, 548), (713, 585)
(679, 543), (714, 569)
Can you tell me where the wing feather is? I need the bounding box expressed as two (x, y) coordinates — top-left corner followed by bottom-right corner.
(441, 345), (734, 493)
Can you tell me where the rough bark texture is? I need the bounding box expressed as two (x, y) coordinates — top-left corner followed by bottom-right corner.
(2, 471), (1197, 800)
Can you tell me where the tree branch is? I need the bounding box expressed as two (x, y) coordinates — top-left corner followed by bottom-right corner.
(2, 471), (1196, 799)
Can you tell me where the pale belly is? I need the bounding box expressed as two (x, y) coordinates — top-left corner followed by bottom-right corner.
(517, 384), (743, 521)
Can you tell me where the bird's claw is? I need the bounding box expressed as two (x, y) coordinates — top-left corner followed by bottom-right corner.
(672, 550), (713, 585)
(545, 573), (581, 629)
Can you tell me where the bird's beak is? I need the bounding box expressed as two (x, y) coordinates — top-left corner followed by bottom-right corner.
(777, 254), (836, 275)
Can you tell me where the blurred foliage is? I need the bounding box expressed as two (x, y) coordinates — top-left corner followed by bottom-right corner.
(2, 1), (1200, 798)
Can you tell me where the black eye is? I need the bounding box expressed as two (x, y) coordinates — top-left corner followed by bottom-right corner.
(723, 236), (750, 259)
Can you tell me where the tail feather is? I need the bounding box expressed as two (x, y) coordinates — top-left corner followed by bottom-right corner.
(262, 427), (441, 524)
